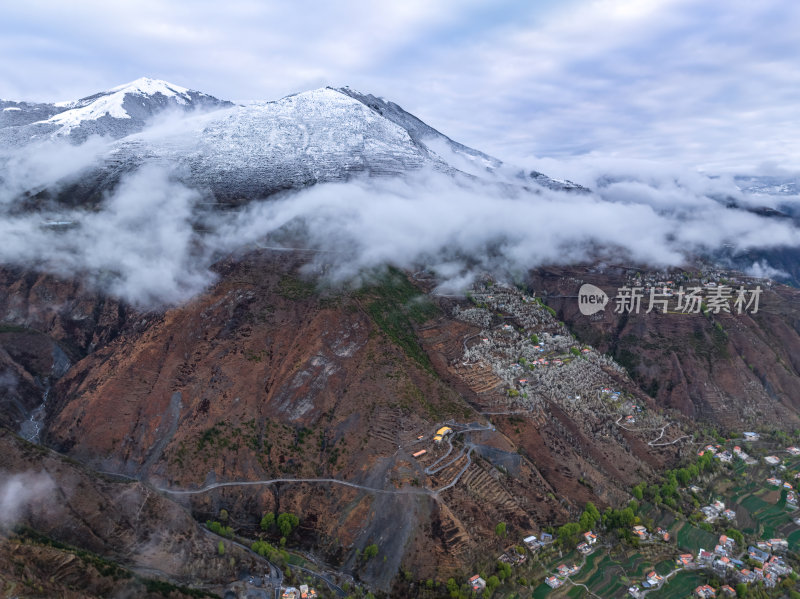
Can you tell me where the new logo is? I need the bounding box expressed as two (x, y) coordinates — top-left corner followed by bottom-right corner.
(578, 284), (608, 316)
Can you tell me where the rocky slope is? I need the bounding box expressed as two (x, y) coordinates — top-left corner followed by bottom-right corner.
(0, 428), (268, 587)
(0, 253), (700, 591)
(1, 253), (799, 592)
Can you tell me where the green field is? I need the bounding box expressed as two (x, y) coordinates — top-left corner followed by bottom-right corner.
(675, 522), (717, 552)
(740, 493), (772, 514)
(789, 529), (800, 545)
(655, 559), (676, 577)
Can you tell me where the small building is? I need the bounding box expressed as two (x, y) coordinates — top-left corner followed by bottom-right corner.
(540, 532), (554, 544)
(722, 509), (736, 520)
(577, 542), (591, 554)
(698, 549), (714, 564)
(646, 571), (663, 586)
(787, 446), (800, 455)
(468, 575), (486, 593)
(557, 564), (579, 577)
(764, 456), (781, 466)
(412, 449), (427, 458)
(677, 553), (694, 566)
(632, 525), (648, 539)
(769, 538), (788, 552)
(716, 451), (733, 462)
(743, 432), (760, 441)
(584, 531), (597, 545)
(299, 585), (318, 599)
(523, 534), (539, 551)
(748, 546), (770, 563)
(545, 576), (563, 589)
(282, 588), (300, 599)
(694, 584), (716, 598)
(766, 477), (782, 486)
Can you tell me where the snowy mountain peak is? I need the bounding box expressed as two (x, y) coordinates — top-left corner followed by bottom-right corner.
(108, 77), (191, 97)
(31, 78), (233, 139)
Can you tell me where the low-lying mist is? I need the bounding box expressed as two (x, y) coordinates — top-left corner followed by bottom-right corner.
(1, 140), (798, 308)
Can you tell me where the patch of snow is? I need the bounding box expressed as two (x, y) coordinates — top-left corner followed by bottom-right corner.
(109, 77), (190, 98)
(38, 78), (201, 134)
(2, 106), (21, 112)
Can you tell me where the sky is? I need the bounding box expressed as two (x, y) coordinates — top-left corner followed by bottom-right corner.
(2, 0), (799, 174)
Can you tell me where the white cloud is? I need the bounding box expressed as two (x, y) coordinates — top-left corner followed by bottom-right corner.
(0, 471), (55, 529)
(0, 148), (797, 308)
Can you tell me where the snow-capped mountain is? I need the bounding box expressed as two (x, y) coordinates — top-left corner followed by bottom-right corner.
(0, 78), (232, 144)
(1, 79), (585, 206)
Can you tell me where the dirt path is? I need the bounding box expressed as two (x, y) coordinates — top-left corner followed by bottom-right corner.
(157, 477), (436, 497)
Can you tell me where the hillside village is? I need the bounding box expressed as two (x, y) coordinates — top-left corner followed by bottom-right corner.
(416, 428), (800, 599)
(404, 278), (800, 598)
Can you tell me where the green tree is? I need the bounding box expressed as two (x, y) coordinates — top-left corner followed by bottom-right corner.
(277, 512), (299, 537)
(206, 520), (233, 537)
(495, 522), (507, 538)
(217, 540), (225, 555)
(632, 484), (644, 501)
(485, 575), (500, 595)
(677, 468), (691, 485)
(260, 512), (275, 531)
(557, 522), (581, 548)
(496, 561), (512, 581)
(363, 544), (379, 560)
(725, 528), (744, 547)
(585, 502), (601, 522)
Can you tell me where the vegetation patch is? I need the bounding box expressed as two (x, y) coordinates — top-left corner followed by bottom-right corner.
(358, 267), (440, 371)
(277, 275), (316, 300)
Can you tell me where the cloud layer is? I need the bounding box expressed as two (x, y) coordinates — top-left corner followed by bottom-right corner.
(0, 141), (797, 308)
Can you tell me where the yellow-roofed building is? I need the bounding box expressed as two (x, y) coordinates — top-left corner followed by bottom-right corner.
(436, 426), (452, 437)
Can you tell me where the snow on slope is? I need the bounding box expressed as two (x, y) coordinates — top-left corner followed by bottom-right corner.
(2, 81), (584, 203)
(0, 78), (231, 141)
(43, 78), (226, 134)
(109, 87), (433, 201)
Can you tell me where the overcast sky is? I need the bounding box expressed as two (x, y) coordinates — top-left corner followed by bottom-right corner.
(2, 0), (798, 173)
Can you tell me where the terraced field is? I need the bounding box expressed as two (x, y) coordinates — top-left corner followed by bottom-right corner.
(674, 522), (717, 552)
(534, 548), (670, 598)
(647, 570), (705, 598)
